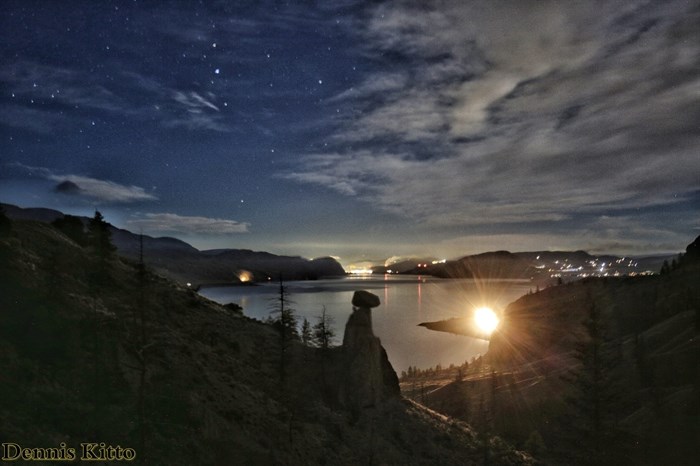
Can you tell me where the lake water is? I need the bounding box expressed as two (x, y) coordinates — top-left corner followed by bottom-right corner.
(199, 275), (532, 372)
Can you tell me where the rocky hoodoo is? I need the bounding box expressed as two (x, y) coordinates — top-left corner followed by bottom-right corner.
(340, 290), (400, 413)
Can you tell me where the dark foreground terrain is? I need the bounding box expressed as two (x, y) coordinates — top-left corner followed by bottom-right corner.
(403, 236), (700, 465)
(0, 216), (531, 465)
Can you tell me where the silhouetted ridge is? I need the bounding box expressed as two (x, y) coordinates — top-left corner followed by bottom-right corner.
(1, 203), (345, 283)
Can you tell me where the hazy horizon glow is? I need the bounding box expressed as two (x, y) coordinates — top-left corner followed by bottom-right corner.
(1, 1), (698, 264)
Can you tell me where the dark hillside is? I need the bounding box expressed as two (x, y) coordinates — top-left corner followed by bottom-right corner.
(0, 219), (530, 465)
(1, 203), (346, 284)
(431, 251), (534, 279)
(408, 238), (700, 465)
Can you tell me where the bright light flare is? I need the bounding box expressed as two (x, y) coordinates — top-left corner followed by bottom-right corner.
(474, 307), (499, 334)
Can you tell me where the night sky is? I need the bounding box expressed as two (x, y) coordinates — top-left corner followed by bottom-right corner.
(2, 1), (699, 268)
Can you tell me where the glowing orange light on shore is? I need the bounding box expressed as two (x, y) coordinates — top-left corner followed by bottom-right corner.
(474, 306), (499, 334)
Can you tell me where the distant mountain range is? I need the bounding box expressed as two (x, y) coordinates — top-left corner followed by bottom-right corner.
(1, 203), (346, 285)
(383, 249), (673, 282)
(2, 203), (677, 285)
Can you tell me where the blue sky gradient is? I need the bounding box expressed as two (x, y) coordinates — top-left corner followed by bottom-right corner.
(2, 0), (698, 266)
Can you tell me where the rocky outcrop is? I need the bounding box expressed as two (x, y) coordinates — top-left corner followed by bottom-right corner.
(340, 290), (399, 413)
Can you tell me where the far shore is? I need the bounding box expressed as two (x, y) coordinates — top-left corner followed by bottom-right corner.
(193, 282), (260, 291)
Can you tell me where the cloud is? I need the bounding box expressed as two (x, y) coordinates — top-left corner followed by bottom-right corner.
(8, 162), (157, 203)
(0, 61), (128, 112)
(127, 213), (250, 235)
(47, 174), (158, 203)
(329, 72), (409, 102)
(162, 113), (230, 132)
(0, 60), (231, 133)
(0, 105), (64, 134)
(173, 91), (220, 113)
(165, 91), (230, 131)
(53, 180), (82, 195)
(286, 0), (700, 236)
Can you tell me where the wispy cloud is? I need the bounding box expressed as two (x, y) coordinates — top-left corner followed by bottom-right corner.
(0, 61), (128, 114)
(49, 174), (157, 203)
(0, 61), (231, 133)
(166, 91), (229, 131)
(8, 162), (157, 203)
(173, 91), (220, 112)
(0, 105), (64, 134)
(161, 114), (230, 132)
(127, 213), (250, 235)
(329, 72), (409, 102)
(286, 0), (700, 237)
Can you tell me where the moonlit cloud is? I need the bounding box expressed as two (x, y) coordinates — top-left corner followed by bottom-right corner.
(162, 113), (230, 132)
(0, 105), (63, 134)
(127, 213), (250, 235)
(49, 174), (158, 203)
(173, 91), (220, 113)
(8, 162), (157, 203)
(0, 60), (230, 133)
(287, 0), (700, 241)
(0, 61), (128, 114)
(329, 72), (409, 102)
(1, 1), (697, 261)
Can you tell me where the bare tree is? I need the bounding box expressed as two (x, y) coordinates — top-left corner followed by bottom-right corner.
(269, 276), (298, 386)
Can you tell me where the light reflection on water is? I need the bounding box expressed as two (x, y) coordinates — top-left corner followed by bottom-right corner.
(199, 275), (531, 372)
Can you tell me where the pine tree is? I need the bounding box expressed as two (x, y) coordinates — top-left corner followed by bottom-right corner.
(562, 299), (625, 465)
(88, 211), (116, 259)
(300, 318), (312, 346)
(312, 307), (335, 403)
(87, 211), (116, 286)
(312, 306), (335, 351)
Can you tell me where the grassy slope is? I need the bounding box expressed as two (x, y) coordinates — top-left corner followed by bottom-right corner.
(0, 220), (531, 465)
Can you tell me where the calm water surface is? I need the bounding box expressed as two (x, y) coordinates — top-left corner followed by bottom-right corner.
(199, 275), (531, 372)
